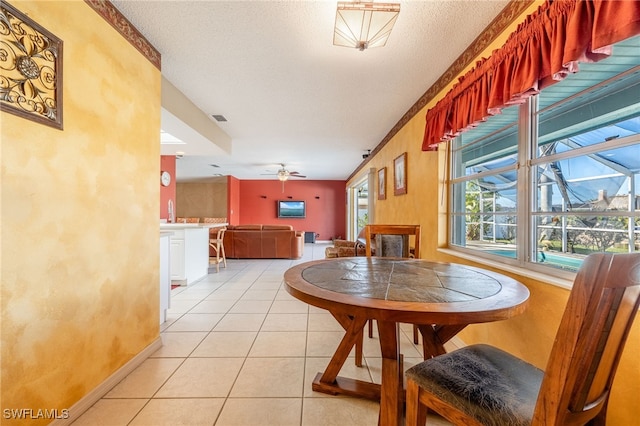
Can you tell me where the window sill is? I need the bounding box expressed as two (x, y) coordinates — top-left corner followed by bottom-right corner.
(437, 248), (574, 290)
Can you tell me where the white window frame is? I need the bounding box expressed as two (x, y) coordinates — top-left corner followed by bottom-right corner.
(448, 70), (640, 282)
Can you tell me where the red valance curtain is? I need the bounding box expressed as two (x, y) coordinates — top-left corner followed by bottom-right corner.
(422, 0), (640, 151)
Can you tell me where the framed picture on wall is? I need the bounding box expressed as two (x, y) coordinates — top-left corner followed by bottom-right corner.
(394, 153), (407, 195)
(377, 167), (386, 200)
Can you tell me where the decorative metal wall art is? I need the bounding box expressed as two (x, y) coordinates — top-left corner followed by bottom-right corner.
(0, 2), (63, 129)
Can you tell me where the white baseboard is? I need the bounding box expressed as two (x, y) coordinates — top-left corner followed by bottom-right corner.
(50, 336), (162, 426)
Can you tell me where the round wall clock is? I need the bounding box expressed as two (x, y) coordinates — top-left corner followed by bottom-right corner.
(160, 170), (171, 186)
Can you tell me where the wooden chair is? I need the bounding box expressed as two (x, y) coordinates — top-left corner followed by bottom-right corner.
(364, 224), (420, 259)
(209, 227), (227, 272)
(175, 217), (200, 223)
(405, 252), (640, 426)
(364, 225), (421, 342)
(203, 217), (227, 224)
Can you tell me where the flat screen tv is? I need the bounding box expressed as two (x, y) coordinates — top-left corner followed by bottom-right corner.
(277, 200), (306, 218)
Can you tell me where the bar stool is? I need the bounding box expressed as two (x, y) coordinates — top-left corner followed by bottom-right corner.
(209, 227), (227, 272)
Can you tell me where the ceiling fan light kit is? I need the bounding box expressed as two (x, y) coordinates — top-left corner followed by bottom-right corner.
(333, 1), (400, 51)
(260, 164), (307, 192)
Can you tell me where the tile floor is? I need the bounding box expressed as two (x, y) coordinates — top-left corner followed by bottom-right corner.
(73, 243), (452, 426)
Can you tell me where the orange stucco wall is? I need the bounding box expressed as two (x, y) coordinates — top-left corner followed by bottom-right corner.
(347, 3), (639, 424)
(160, 155), (176, 220)
(1, 1), (161, 423)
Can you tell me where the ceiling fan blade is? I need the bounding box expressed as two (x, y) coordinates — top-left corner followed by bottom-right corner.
(289, 174), (306, 178)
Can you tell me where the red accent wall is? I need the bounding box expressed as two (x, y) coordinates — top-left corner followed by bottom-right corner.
(160, 155), (176, 220)
(227, 175), (241, 226)
(238, 180), (346, 241)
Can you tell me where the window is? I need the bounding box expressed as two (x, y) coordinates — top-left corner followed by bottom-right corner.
(449, 36), (640, 277)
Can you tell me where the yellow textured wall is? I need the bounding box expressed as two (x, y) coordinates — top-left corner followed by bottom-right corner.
(349, 4), (640, 424)
(1, 1), (161, 423)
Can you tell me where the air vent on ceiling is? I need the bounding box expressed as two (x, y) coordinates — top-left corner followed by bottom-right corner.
(211, 114), (227, 122)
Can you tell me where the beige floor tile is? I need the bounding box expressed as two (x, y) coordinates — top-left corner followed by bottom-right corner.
(248, 281), (282, 290)
(222, 281), (253, 291)
(308, 305), (328, 314)
(213, 313), (266, 331)
(259, 272), (287, 279)
(228, 300), (273, 314)
(269, 300), (310, 313)
(275, 289), (297, 300)
(151, 332), (208, 358)
(166, 299), (201, 314)
(261, 313), (308, 331)
(171, 288), (216, 300)
(189, 281), (224, 290)
(165, 313), (224, 332)
(306, 331), (356, 357)
(301, 397), (380, 426)
(240, 289), (278, 300)
(364, 356), (424, 385)
(249, 331), (307, 357)
(191, 331), (257, 357)
(104, 358), (184, 398)
(364, 356), (382, 384)
(129, 398), (224, 426)
(230, 357), (305, 397)
(307, 313), (343, 332)
(71, 398), (148, 425)
(155, 358), (243, 398)
(205, 289), (246, 300)
(216, 398), (302, 426)
(360, 329), (422, 359)
(188, 299), (236, 314)
(160, 313), (180, 332)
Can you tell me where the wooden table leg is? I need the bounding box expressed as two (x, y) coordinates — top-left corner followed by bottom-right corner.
(311, 314), (382, 401)
(317, 315), (368, 384)
(377, 320), (402, 426)
(416, 324), (467, 359)
(331, 312), (364, 367)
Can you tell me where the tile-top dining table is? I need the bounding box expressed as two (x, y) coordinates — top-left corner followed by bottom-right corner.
(284, 256), (530, 426)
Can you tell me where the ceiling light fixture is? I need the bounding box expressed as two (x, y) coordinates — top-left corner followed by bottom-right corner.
(333, 1), (400, 51)
(277, 170), (290, 182)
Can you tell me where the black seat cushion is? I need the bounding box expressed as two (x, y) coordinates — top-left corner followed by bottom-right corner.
(405, 344), (543, 426)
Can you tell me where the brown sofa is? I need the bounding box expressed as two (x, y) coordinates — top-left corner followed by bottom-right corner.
(223, 224), (304, 259)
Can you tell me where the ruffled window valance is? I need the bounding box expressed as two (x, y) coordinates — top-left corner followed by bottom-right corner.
(422, 0), (640, 151)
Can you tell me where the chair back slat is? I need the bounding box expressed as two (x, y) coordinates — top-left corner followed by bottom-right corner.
(364, 224), (421, 259)
(533, 253), (640, 425)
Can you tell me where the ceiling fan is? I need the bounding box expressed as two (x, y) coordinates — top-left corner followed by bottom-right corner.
(262, 164), (306, 191)
(262, 164), (306, 181)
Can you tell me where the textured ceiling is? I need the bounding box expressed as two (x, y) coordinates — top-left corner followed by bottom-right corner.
(111, 0), (510, 182)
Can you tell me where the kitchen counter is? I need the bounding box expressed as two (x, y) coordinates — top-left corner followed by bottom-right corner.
(160, 223), (228, 230)
(160, 222), (228, 285)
